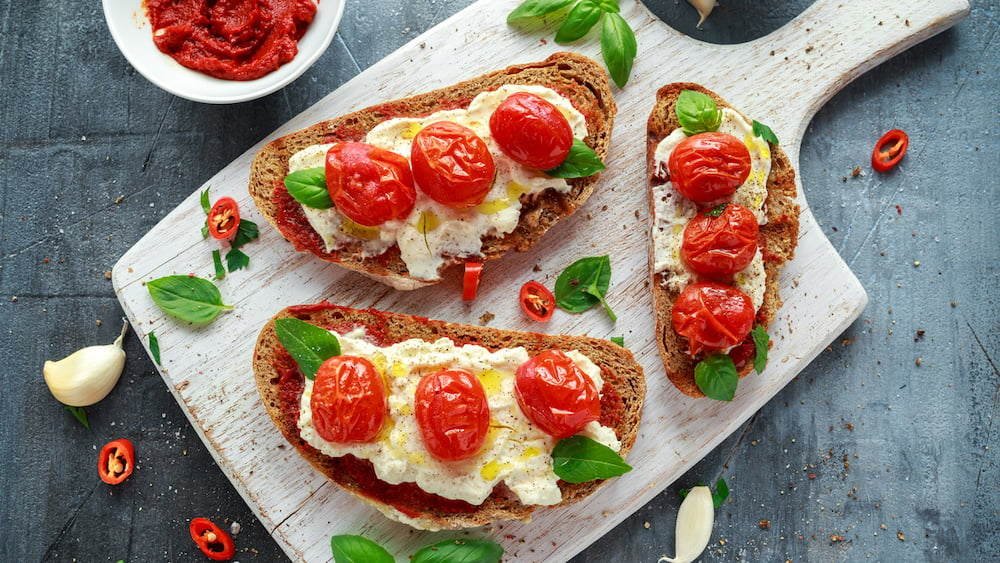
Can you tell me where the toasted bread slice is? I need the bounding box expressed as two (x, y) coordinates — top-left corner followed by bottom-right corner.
(249, 52), (616, 290)
(252, 302), (645, 530)
(646, 83), (800, 398)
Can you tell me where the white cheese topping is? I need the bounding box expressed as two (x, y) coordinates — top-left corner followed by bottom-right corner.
(650, 108), (772, 310)
(288, 85), (589, 282)
(297, 330), (620, 507)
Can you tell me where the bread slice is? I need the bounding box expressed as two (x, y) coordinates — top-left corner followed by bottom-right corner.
(252, 302), (645, 530)
(646, 83), (800, 398)
(249, 52), (617, 290)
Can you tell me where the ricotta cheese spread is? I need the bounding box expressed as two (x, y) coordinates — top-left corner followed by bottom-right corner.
(287, 85), (589, 281)
(650, 108), (772, 310)
(297, 329), (621, 507)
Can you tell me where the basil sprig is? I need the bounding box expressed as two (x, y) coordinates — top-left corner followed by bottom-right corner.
(330, 534), (394, 563)
(750, 325), (769, 374)
(508, 0), (637, 88)
(545, 138), (606, 178)
(412, 539), (504, 563)
(554, 255), (617, 322)
(676, 89), (722, 136)
(694, 353), (738, 401)
(274, 318), (341, 380)
(752, 120), (780, 145)
(284, 167), (333, 209)
(147, 275), (232, 324)
(552, 435), (632, 483)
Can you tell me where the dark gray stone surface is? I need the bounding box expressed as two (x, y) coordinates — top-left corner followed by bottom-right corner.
(1, 1), (996, 561)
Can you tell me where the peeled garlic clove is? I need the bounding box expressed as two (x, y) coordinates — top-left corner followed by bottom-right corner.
(660, 485), (715, 563)
(44, 321), (128, 407)
(687, 0), (717, 29)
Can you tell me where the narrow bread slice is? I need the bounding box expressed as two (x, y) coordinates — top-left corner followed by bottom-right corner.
(646, 83), (800, 398)
(252, 302), (645, 530)
(249, 52), (616, 290)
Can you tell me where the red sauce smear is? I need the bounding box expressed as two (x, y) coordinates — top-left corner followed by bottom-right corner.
(145, 0), (317, 81)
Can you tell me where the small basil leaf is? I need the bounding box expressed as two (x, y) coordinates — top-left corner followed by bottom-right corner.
(147, 275), (232, 324)
(554, 255), (616, 321)
(552, 435), (632, 483)
(750, 325), (769, 374)
(600, 12), (636, 88)
(412, 539), (504, 563)
(274, 318), (341, 380)
(752, 120), (780, 145)
(225, 248), (250, 273)
(330, 534), (394, 563)
(64, 405), (90, 429)
(507, 0), (575, 22)
(676, 89), (722, 136)
(545, 138), (605, 178)
(211, 249), (226, 281)
(713, 477), (730, 508)
(231, 218), (259, 249)
(704, 203), (727, 218)
(611, 336), (625, 347)
(149, 331), (161, 365)
(694, 353), (738, 401)
(554, 0), (602, 43)
(200, 187), (211, 214)
(284, 168), (333, 209)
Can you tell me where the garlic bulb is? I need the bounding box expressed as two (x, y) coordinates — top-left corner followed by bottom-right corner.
(659, 486), (714, 563)
(44, 320), (128, 407)
(687, 0), (717, 28)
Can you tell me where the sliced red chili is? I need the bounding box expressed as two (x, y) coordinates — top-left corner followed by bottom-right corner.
(207, 197), (241, 240)
(98, 438), (135, 485)
(462, 261), (483, 300)
(190, 517), (236, 561)
(871, 129), (909, 172)
(519, 281), (555, 322)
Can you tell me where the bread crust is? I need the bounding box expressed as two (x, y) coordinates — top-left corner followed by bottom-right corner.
(249, 52), (617, 290)
(646, 83), (800, 398)
(252, 302), (645, 530)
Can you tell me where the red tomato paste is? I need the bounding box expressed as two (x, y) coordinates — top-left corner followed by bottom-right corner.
(145, 0), (317, 81)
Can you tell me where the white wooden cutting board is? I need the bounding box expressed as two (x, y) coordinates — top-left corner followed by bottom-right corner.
(112, 0), (969, 561)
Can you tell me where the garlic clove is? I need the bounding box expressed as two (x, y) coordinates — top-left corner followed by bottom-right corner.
(659, 485), (715, 563)
(44, 320), (128, 407)
(687, 0), (717, 29)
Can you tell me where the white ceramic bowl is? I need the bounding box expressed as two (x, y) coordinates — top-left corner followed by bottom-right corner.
(103, 0), (345, 104)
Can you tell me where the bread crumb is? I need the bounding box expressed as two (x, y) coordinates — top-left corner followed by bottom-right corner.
(478, 312), (495, 325)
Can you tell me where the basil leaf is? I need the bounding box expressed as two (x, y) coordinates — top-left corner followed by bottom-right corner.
(752, 120), (780, 145)
(412, 539), (504, 563)
(211, 249), (226, 281)
(284, 168), (333, 209)
(64, 405), (90, 429)
(554, 0), (602, 43)
(676, 89), (722, 136)
(712, 477), (730, 508)
(704, 203), (727, 218)
(596, 0), (620, 13)
(200, 187), (211, 214)
(750, 325), (769, 374)
(600, 12), (636, 88)
(147, 275), (232, 324)
(611, 336), (625, 347)
(554, 255), (616, 321)
(694, 353), (738, 401)
(552, 435), (632, 483)
(545, 138), (605, 178)
(149, 331), (161, 365)
(507, 0), (574, 22)
(275, 318), (341, 380)
(231, 219), (259, 249)
(225, 248), (250, 273)
(330, 534), (393, 563)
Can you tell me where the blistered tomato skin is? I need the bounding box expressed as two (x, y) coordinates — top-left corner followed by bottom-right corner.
(489, 92), (574, 170)
(415, 369), (490, 461)
(668, 132), (752, 203)
(411, 121), (496, 208)
(325, 142), (416, 227)
(514, 349), (601, 438)
(681, 203), (760, 277)
(672, 282), (755, 356)
(311, 355), (387, 443)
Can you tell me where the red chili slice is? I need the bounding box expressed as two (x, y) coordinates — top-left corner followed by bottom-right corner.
(98, 438), (135, 485)
(519, 281), (555, 322)
(190, 517), (236, 561)
(871, 129), (909, 172)
(462, 261), (483, 300)
(207, 197), (241, 240)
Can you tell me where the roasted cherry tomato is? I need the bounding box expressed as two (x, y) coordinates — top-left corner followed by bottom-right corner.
(189, 517), (236, 561)
(672, 282), (755, 356)
(462, 261), (483, 300)
(519, 281), (555, 322)
(325, 141), (416, 227)
(411, 121), (495, 208)
(311, 355), (387, 444)
(681, 203), (760, 278)
(414, 369), (490, 461)
(668, 132), (752, 203)
(98, 438), (135, 485)
(514, 349), (600, 438)
(489, 92), (574, 169)
(871, 129), (908, 172)
(207, 197), (240, 240)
